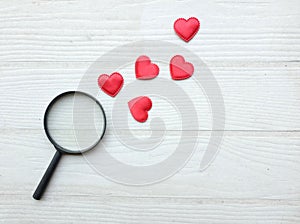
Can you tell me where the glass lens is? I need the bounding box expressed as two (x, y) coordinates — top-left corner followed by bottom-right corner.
(45, 92), (105, 153)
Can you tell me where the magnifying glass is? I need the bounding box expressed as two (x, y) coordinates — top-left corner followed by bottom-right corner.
(33, 91), (106, 200)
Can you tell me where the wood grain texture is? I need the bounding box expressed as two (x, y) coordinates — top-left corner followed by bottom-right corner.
(0, 0), (300, 223)
(0, 61), (300, 131)
(1, 196), (300, 224)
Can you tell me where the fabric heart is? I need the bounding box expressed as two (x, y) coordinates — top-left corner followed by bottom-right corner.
(98, 72), (124, 97)
(128, 96), (152, 123)
(135, 55), (159, 80)
(170, 55), (194, 80)
(174, 17), (200, 42)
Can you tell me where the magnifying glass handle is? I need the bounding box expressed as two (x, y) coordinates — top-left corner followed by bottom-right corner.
(33, 150), (62, 200)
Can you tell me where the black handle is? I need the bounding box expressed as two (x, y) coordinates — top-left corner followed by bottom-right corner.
(33, 150), (62, 200)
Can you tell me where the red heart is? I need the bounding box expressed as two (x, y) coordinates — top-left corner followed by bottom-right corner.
(174, 17), (200, 42)
(98, 72), (124, 97)
(128, 96), (152, 123)
(170, 55), (194, 80)
(135, 55), (159, 80)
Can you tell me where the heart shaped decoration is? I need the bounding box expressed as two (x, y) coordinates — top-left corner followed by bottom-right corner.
(135, 55), (159, 80)
(174, 17), (200, 42)
(170, 55), (194, 80)
(98, 72), (124, 97)
(128, 96), (152, 123)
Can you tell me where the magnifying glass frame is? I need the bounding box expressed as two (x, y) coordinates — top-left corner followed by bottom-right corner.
(44, 91), (106, 154)
(33, 91), (106, 200)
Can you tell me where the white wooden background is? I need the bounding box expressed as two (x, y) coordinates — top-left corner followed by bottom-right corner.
(1, 0), (300, 223)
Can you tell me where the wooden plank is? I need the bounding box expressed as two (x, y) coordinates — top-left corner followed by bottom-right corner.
(1, 130), (300, 199)
(1, 196), (300, 224)
(0, 62), (299, 131)
(0, 0), (298, 62)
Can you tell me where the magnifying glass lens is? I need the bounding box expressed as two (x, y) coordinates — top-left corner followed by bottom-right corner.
(46, 92), (106, 153)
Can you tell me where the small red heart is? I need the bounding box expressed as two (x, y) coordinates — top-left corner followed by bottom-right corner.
(98, 72), (124, 97)
(170, 55), (194, 80)
(135, 55), (159, 80)
(128, 96), (152, 123)
(174, 17), (200, 42)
